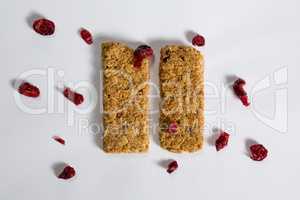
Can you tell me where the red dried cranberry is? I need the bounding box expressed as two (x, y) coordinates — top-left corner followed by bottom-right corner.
(167, 160), (178, 174)
(215, 131), (230, 151)
(63, 87), (84, 105)
(133, 45), (153, 68)
(133, 57), (143, 68)
(52, 136), (65, 145)
(192, 34), (205, 46)
(240, 95), (250, 106)
(233, 78), (246, 96)
(58, 165), (76, 179)
(18, 82), (40, 97)
(33, 18), (55, 36)
(250, 144), (268, 161)
(233, 78), (250, 107)
(80, 28), (93, 45)
(167, 122), (178, 134)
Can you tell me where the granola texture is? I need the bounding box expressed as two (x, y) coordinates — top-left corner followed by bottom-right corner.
(102, 42), (149, 153)
(159, 45), (204, 153)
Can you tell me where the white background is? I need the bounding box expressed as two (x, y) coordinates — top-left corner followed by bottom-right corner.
(0, 0), (299, 199)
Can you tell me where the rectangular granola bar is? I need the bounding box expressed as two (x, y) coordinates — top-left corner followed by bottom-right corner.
(159, 45), (204, 152)
(102, 42), (149, 153)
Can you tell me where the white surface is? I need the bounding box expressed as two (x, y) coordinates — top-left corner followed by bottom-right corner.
(0, 0), (299, 199)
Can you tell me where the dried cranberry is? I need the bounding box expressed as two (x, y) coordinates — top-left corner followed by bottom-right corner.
(52, 136), (65, 145)
(233, 78), (250, 106)
(58, 165), (76, 179)
(80, 28), (93, 45)
(250, 144), (268, 161)
(167, 160), (178, 174)
(240, 95), (250, 106)
(63, 87), (84, 105)
(133, 45), (153, 68)
(33, 18), (55, 36)
(18, 82), (40, 97)
(215, 131), (230, 151)
(167, 122), (178, 134)
(133, 57), (143, 68)
(233, 78), (246, 96)
(192, 34), (205, 46)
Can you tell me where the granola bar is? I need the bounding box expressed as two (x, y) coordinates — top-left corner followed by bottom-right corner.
(159, 45), (204, 153)
(102, 42), (150, 153)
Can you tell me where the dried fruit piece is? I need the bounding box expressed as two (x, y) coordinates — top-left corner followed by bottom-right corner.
(192, 34), (205, 46)
(240, 95), (250, 106)
(167, 122), (178, 134)
(18, 82), (40, 97)
(63, 87), (84, 105)
(33, 18), (55, 35)
(80, 28), (93, 45)
(52, 136), (65, 145)
(233, 78), (250, 106)
(250, 144), (268, 161)
(58, 165), (76, 179)
(215, 131), (230, 151)
(133, 45), (153, 68)
(167, 160), (178, 174)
